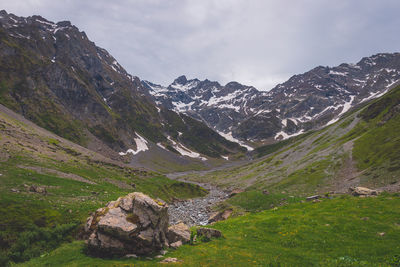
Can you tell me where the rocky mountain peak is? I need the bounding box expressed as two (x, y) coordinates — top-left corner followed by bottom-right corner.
(143, 53), (400, 145)
(173, 75), (188, 85)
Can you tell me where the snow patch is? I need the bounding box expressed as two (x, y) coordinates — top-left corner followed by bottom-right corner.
(274, 129), (304, 140)
(217, 131), (254, 151)
(170, 80), (199, 91)
(172, 101), (195, 112)
(119, 133), (149, 156)
(166, 136), (207, 160)
(329, 70), (348, 76)
(157, 143), (167, 150)
(326, 95), (355, 126)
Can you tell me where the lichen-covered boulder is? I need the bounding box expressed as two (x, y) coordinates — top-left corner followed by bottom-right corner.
(85, 192), (169, 256)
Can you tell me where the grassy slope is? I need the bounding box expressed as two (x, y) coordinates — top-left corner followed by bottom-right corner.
(351, 86), (400, 187)
(0, 105), (207, 265)
(181, 85), (400, 199)
(18, 195), (400, 266)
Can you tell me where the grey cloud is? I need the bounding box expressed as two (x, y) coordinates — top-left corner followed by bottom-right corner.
(2, 0), (400, 90)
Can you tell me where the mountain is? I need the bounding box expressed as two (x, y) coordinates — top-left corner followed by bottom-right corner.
(143, 53), (400, 145)
(0, 10), (245, 163)
(179, 83), (400, 198)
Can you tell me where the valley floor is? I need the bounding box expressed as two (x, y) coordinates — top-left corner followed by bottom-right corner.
(17, 194), (400, 266)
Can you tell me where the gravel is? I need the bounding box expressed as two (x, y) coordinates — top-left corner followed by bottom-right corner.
(168, 182), (229, 226)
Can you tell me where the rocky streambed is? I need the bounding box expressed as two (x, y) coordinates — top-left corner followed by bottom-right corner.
(167, 182), (229, 226)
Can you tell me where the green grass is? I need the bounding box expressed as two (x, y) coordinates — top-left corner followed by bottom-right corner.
(0, 152), (207, 266)
(267, 158), (334, 195)
(227, 191), (302, 212)
(17, 195), (400, 266)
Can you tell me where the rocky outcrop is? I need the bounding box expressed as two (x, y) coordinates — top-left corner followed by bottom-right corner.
(349, 187), (379, 197)
(208, 209), (232, 223)
(85, 192), (169, 256)
(160, 257), (180, 263)
(196, 227), (222, 239)
(167, 222), (191, 244)
(29, 185), (47, 195)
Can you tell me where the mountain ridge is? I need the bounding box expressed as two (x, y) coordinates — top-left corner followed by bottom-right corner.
(143, 52), (400, 145)
(0, 10), (245, 164)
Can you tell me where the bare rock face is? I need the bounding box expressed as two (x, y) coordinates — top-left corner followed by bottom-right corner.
(85, 192), (169, 257)
(167, 222), (191, 244)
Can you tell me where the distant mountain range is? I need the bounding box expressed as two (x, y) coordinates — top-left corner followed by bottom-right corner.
(142, 53), (400, 145)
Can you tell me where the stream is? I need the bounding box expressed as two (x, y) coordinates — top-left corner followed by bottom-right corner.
(167, 178), (230, 226)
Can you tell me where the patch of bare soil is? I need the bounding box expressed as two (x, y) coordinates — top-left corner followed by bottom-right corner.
(332, 141), (362, 193)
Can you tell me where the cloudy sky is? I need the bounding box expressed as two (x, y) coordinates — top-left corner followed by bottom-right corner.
(2, 0), (400, 90)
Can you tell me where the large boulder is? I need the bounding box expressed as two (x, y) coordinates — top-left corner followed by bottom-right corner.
(85, 192), (169, 256)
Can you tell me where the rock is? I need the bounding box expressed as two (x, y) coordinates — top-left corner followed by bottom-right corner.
(208, 209), (232, 223)
(160, 257), (180, 263)
(306, 195), (321, 201)
(97, 207), (138, 240)
(124, 254), (137, 259)
(349, 187), (378, 196)
(160, 250), (167, 255)
(29, 185), (47, 195)
(228, 189), (244, 198)
(170, 240), (182, 249)
(86, 192), (169, 257)
(196, 227), (222, 239)
(262, 190), (269, 195)
(167, 222), (190, 244)
(155, 255), (164, 259)
(378, 232), (385, 236)
(10, 188), (19, 193)
(312, 199), (321, 203)
(168, 183), (228, 226)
